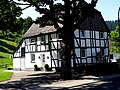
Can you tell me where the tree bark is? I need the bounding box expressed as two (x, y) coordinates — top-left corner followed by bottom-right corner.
(60, 0), (74, 80)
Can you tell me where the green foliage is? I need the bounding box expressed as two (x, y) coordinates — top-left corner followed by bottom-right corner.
(110, 26), (119, 41)
(0, 70), (13, 82)
(116, 58), (120, 63)
(0, 38), (17, 66)
(0, 0), (22, 37)
(110, 26), (120, 53)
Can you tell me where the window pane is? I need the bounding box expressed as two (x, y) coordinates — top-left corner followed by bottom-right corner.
(31, 54), (35, 63)
(81, 49), (86, 57)
(41, 36), (45, 44)
(100, 32), (104, 38)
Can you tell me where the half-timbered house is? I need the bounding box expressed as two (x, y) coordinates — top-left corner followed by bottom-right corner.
(13, 11), (110, 71)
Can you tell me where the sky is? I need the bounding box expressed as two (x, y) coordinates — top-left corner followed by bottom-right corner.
(18, 0), (120, 21)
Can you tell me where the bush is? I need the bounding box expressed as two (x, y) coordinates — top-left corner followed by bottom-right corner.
(44, 64), (49, 70)
(7, 65), (13, 70)
(116, 58), (120, 63)
(44, 64), (52, 71)
(34, 64), (38, 71)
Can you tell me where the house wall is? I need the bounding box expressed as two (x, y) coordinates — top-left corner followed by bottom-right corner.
(74, 29), (109, 64)
(13, 58), (21, 71)
(13, 29), (109, 70)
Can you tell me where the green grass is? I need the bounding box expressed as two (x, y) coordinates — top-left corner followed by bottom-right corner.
(0, 69), (13, 82)
(0, 34), (21, 68)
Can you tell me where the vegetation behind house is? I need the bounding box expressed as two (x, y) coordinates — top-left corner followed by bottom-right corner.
(0, 17), (33, 69)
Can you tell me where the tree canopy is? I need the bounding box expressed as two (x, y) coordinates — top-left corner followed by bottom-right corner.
(109, 26), (120, 53)
(0, 0), (22, 36)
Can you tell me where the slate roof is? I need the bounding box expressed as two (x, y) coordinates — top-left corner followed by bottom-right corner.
(23, 23), (57, 38)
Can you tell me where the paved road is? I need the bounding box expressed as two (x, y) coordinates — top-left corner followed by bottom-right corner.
(0, 70), (120, 90)
(69, 77), (120, 90)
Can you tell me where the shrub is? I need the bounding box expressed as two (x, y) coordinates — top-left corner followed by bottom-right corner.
(116, 58), (120, 63)
(44, 64), (49, 71)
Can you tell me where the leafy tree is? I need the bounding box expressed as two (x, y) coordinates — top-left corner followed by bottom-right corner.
(0, 0), (22, 37)
(110, 26), (120, 53)
(14, 17), (33, 34)
(15, 0), (98, 79)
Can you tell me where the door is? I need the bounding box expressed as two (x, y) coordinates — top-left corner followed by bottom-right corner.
(20, 58), (25, 70)
(40, 54), (45, 68)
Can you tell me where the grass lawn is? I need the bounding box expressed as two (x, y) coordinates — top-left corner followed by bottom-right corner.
(0, 70), (13, 82)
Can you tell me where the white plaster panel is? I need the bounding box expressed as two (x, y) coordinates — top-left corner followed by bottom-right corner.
(75, 49), (80, 57)
(81, 59), (86, 63)
(95, 32), (99, 39)
(85, 30), (90, 38)
(100, 40), (104, 46)
(96, 40), (100, 46)
(25, 52), (51, 69)
(52, 51), (57, 59)
(75, 59), (80, 63)
(13, 58), (20, 69)
(104, 32), (107, 39)
(92, 48), (96, 56)
(21, 41), (25, 47)
(41, 45), (45, 51)
(74, 39), (80, 47)
(87, 49), (91, 56)
(81, 40), (85, 46)
(74, 29), (79, 37)
(51, 34), (56, 39)
(86, 39), (90, 47)
(96, 48), (100, 52)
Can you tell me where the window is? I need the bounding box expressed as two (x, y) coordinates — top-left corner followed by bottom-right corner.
(100, 32), (104, 38)
(80, 31), (85, 37)
(58, 33), (62, 39)
(40, 36), (45, 44)
(81, 49), (86, 57)
(21, 47), (25, 57)
(101, 48), (104, 55)
(30, 38), (36, 43)
(31, 54), (35, 63)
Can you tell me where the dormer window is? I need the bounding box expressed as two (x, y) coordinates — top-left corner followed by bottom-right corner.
(30, 38), (36, 43)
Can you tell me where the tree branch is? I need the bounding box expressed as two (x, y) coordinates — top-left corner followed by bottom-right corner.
(21, 5), (32, 10)
(12, 0), (31, 5)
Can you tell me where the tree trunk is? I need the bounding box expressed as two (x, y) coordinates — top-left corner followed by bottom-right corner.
(60, 30), (74, 80)
(60, 0), (74, 80)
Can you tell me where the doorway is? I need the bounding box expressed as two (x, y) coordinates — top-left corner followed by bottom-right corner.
(40, 54), (45, 68)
